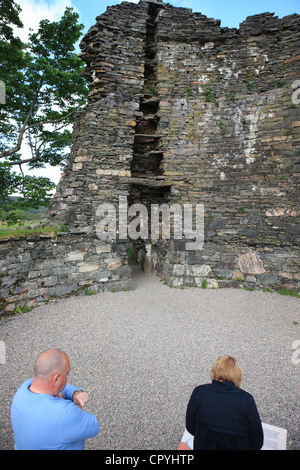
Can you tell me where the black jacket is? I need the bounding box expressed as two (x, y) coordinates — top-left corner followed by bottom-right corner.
(186, 380), (264, 450)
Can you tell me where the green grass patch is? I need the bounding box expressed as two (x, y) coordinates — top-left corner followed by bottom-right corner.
(277, 288), (300, 299)
(13, 305), (33, 315)
(0, 224), (62, 240)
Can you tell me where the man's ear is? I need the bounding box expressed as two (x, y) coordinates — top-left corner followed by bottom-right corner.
(52, 373), (60, 386)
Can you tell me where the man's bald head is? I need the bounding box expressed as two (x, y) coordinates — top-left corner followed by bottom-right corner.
(33, 349), (70, 380)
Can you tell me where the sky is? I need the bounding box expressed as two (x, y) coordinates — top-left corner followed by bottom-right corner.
(13, 0), (300, 185)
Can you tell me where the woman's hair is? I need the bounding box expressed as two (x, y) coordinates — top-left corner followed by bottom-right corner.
(211, 355), (243, 387)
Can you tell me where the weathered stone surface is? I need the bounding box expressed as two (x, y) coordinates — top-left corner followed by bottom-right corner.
(1, 2), (300, 313)
(65, 252), (85, 261)
(238, 253), (265, 274)
(78, 262), (100, 272)
(0, 234), (133, 314)
(186, 265), (212, 277)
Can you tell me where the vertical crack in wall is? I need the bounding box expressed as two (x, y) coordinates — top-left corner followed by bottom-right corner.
(129, 2), (171, 207)
(131, 2), (164, 179)
(129, 2), (170, 269)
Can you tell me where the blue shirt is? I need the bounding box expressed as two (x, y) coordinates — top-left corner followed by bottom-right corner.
(11, 378), (99, 450)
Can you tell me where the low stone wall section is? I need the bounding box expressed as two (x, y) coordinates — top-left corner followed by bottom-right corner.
(0, 234), (133, 315)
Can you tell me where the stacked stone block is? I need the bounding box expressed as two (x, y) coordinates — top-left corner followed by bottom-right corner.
(1, 1), (299, 313)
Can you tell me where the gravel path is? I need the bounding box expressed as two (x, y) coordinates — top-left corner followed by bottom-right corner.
(1, 265), (299, 450)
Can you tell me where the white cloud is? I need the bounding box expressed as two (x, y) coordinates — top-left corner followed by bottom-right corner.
(16, 0), (78, 41)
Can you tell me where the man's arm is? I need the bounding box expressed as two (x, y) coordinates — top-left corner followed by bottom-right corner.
(60, 397), (100, 443)
(58, 388), (89, 408)
(58, 384), (100, 443)
(72, 390), (89, 408)
(59, 383), (83, 401)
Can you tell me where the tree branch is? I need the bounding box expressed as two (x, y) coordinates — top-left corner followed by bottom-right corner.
(0, 79), (44, 159)
(6, 156), (40, 166)
(26, 109), (75, 130)
(4, 114), (73, 167)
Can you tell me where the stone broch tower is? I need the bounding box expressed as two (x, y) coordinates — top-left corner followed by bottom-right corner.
(1, 1), (299, 312)
(50, 0), (300, 287)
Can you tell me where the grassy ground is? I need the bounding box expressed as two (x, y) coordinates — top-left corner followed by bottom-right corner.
(0, 209), (61, 239)
(0, 224), (61, 240)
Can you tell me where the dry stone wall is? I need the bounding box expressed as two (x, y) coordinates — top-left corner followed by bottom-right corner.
(1, 1), (299, 313)
(0, 234), (133, 314)
(149, 5), (300, 289)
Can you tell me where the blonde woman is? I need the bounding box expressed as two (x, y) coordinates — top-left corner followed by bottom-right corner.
(186, 355), (263, 450)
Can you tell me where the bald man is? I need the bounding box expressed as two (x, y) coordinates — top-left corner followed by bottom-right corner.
(10, 349), (99, 450)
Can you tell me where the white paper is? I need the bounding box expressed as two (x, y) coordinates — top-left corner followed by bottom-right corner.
(179, 423), (287, 450)
(261, 422), (287, 450)
(181, 429), (194, 449)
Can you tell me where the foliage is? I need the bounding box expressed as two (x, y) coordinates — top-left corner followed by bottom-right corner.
(0, 224), (62, 240)
(0, 0), (23, 41)
(204, 85), (219, 107)
(0, 162), (55, 224)
(0, 2), (88, 220)
(277, 289), (300, 299)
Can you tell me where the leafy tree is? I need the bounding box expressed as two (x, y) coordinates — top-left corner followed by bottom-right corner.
(0, 0), (23, 41)
(0, 2), (88, 223)
(0, 163), (55, 224)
